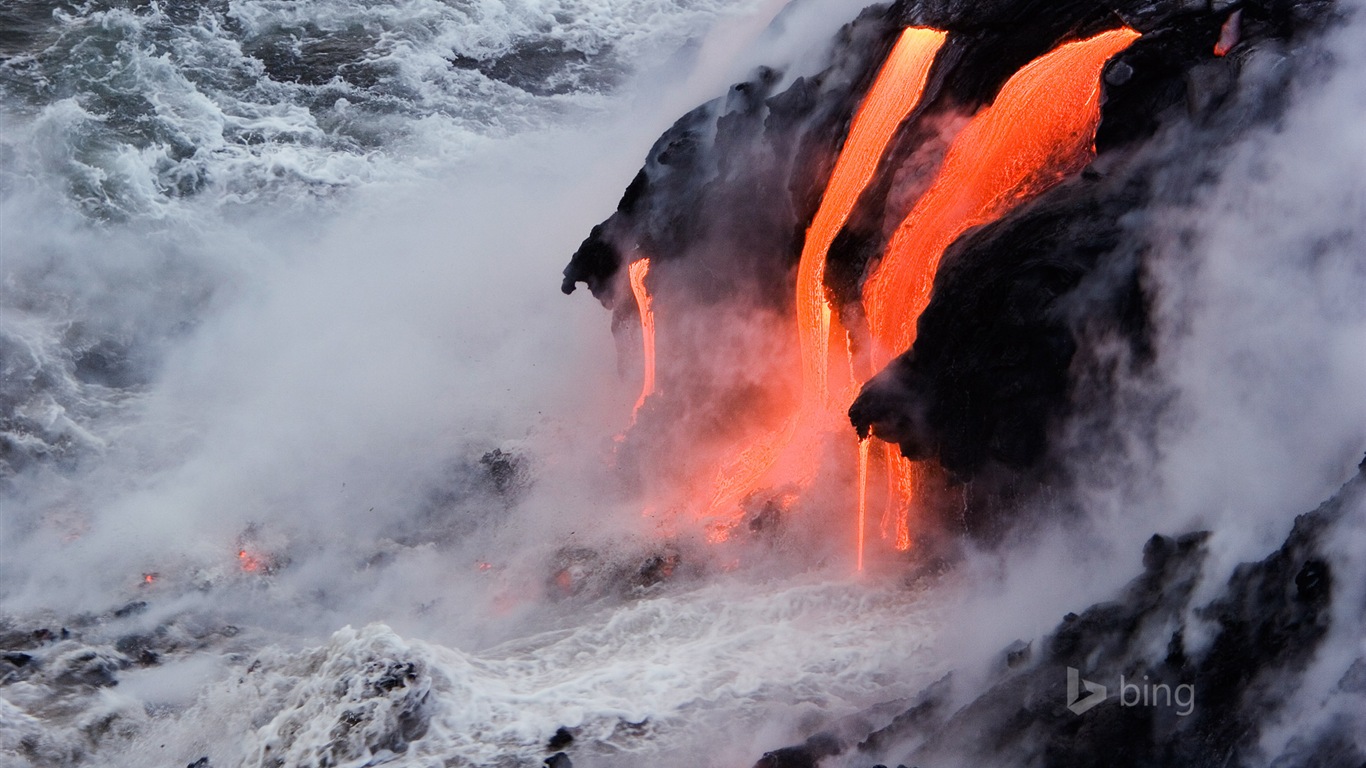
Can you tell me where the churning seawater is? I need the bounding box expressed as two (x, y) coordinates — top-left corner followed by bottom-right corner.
(1, 1), (957, 765)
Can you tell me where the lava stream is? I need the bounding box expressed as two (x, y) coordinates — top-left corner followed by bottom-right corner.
(797, 27), (946, 410)
(704, 28), (945, 536)
(861, 27), (1141, 538)
(864, 27), (1141, 360)
(628, 257), (656, 422)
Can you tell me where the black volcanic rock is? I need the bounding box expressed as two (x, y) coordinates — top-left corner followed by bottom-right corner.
(566, 0), (1332, 521)
(755, 469), (1365, 768)
(849, 177), (1135, 481)
(848, 0), (1331, 508)
(753, 732), (844, 768)
(562, 5), (908, 310)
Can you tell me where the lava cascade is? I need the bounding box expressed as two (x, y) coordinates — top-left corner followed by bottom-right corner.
(628, 257), (656, 422)
(630, 27), (1140, 560)
(703, 28), (945, 538)
(860, 27), (1141, 543)
(797, 27), (947, 411)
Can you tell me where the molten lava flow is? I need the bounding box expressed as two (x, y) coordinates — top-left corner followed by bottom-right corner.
(797, 27), (947, 409)
(865, 27), (1141, 358)
(862, 27), (1141, 546)
(704, 414), (800, 537)
(887, 447), (916, 550)
(645, 27), (1139, 560)
(704, 28), (945, 538)
(628, 258), (656, 422)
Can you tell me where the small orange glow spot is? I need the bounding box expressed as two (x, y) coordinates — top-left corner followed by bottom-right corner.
(477, 561), (493, 572)
(554, 569), (575, 595)
(142, 573), (158, 585)
(627, 258), (656, 422)
(238, 550), (263, 573)
(1214, 10), (1242, 57)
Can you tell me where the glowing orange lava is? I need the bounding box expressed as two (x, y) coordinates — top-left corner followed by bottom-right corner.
(628, 258), (656, 422)
(629, 27), (1139, 566)
(798, 27), (947, 410)
(238, 549), (263, 573)
(886, 447), (915, 550)
(704, 29), (945, 541)
(862, 27), (1141, 542)
(865, 28), (1141, 358)
(857, 438), (870, 570)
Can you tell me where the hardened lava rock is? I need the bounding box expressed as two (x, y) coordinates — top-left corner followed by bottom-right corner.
(564, 0), (1333, 532)
(756, 467), (1364, 768)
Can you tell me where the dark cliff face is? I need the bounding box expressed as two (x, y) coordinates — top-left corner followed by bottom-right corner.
(563, 0), (1332, 536)
(561, 2), (904, 308)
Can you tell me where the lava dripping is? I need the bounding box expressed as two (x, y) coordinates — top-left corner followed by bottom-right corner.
(704, 28), (945, 539)
(861, 27), (1141, 543)
(628, 257), (656, 423)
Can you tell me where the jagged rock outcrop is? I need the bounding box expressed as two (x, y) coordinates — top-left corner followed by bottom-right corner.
(755, 465), (1366, 768)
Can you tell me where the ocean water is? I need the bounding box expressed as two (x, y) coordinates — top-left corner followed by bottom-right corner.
(0, 0), (963, 765)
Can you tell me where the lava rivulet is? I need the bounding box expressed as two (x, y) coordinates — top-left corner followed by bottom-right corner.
(628, 257), (656, 423)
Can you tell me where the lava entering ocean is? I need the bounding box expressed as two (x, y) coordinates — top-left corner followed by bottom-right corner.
(606, 25), (1140, 563)
(4, 0), (1358, 763)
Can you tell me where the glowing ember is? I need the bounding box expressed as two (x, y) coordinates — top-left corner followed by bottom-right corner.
(238, 549), (264, 573)
(861, 27), (1141, 536)
(142, 572), (158, 585)
(628, 257), (656, 422)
